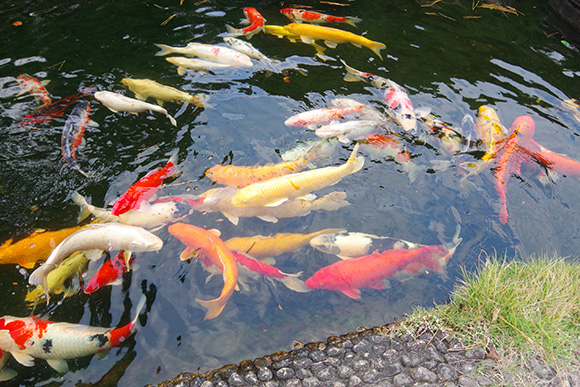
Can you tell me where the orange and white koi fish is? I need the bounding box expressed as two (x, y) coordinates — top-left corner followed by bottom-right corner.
(280, 8), (361, 27)
(16, 73), (51, 106)
(0, 226), (85, 269)
(112, 154), (179, 216)
(83, 252), (135, 294)
(168, 223), (238, 320)
(28, 223), (163, 288)
(283, 23), (386, 59)
(229, 144), (364, 208)
(0, 295), (145, 374)
(224, 228), (345, 259)
(61, 100), (94, 177)
(225, 7), (266, 39)
(94, 91), (177, 126)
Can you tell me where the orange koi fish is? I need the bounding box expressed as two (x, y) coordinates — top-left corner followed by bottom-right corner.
(280, 8), (361, 27)
(168, 223), (238, 320)
(0, 226), (85, 269)
(16, 73), (51, 106)
(112, 154), (179, 216)
(0, 295), (145, 374)
(524, 140), (580, 178)
(225, 7), (265, 39)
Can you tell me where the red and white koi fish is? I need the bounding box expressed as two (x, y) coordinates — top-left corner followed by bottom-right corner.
(280, 8), (361, 27)
(285, 105), (368, 127)
(61, 100), (93, 177)
(83, 252), (135, 294)
(225, 7), (266, 39)
(0, 295), (145, 374)
(16, 73), (51, 107)
(19, 86), (94, 127)
(111, 154), (179, 216)
(305, 244), (457, 299)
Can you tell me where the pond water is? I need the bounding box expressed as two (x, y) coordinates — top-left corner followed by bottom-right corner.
(1, 0), (579, 385)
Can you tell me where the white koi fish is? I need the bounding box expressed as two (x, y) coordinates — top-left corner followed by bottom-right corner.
(28, 223), (163, 288)
(223, 37), (273, 62)
(165, 57), (234, 75)
(315, 119), (384, 143)
(285, 105), (368, 127)
(94, 91), (177, 126)
(154, 42), (253, 67)
(0, 295), (145, 374)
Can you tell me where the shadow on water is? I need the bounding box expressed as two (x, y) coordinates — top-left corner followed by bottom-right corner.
(0, 0), (579, 385)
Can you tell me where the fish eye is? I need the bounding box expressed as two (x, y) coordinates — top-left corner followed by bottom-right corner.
(404, 114), (413, 120)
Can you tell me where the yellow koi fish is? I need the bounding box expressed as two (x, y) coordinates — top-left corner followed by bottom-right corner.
(224, 228), (346, 259)
(230, 143), (364, 208)
(121, 78), (207, 108)
(0, 226), (85, 269)
(283, 23), (386, 60)
(263, 24), (328, 55)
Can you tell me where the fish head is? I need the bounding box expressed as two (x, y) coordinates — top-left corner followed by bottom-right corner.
(309, 234), (340, 254)
(509, 115), (535, 140)
(280, 8), (293, 18)
(304, 273), (327, 290)
(129, 232), (163, 252)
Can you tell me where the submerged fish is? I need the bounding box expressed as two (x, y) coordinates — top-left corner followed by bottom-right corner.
(155, 42), (253, 67)
(94, 91), (177, 126)
(61, 100), (94, 177)
(166, 57), (234, 75)
(168, 223), (238, 320)
(224, 7), (266, 39)
(0, 295), (145, 374)
(16, 73), (51, 106)
(0, 350), (16, 381)
(280, 8), (361, 27)
(285, 104), (370, 127)
(315, 119), (383, 143)
(475, 105), (508, 161)
(121, 78), (206, 108)
(223, 37), (273, 62)
(83, 252), (135, 294)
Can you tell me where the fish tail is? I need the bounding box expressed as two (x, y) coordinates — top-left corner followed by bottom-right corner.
(71, 191), (93, 223)
(341, 60), (363, 83)
(345, 16), (362, 27)
(154, 43), (173, 56)
(131, 294), (147, 328)
(347, 143), (365, 173)
(196, 298), (226, 320)
(167, 113), (177, 126)
(189, 93), (210, 108)
(225, 24), (242, 36)
(368, 41), (386, 61)
(279, 273), (311, 293)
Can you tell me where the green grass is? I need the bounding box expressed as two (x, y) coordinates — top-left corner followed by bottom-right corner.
(397, 253), (580, 365)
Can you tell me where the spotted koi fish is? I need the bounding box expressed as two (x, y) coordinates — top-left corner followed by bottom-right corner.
(0, 295), (145, 374)
(280, 8), (361, 27)
(19, 86), (94, 127)
(16, 73), (51, 107)
(61, 100), (93, 177)
(225, 7), (265, 39)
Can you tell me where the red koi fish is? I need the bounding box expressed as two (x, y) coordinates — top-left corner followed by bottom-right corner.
(83, 252), (135, 294)
(61, 100), (93, 177)
(493, 115), (536, 224)
(0, 295), (145, 374)
(16, 73), (51, 106)
(280, 8), (362, 27)
(225, 7), (265, 39)
(112, 154), (179, 216)
(19, 86), (95, 127)
(305, 245), (454, 299)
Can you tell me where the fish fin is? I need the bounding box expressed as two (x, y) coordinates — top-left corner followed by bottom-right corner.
(87, 119), (99, 127)
(46, 358), (69, 373)
(180, 247), (194, 261)
(0, 331), (15, 351)
(300, 36), (313, 44)
(324, 40), (338, 49)
(40, 80), (51, 86)
(368, 280), (387, 290)
(280, 274), (310, 293)
(11, 351), (35, 367)
(0, 238), (14, 248)
(134, 93), (146, 101)
(351, 43), (362, 48)
(85, 249), (104, 261)
(71, 191), (93, 223)
(0, 367), (17, 382)
(338, 135), (351, 144)
(341, 61), (361, 83)
(257, 215), (278, 223)
(265, 198), (288, 207)
(154, 43), (173, 56)
(19, 261), (37, 269)
(123, 251), (133, 271)
(177, 67), (187, 76)
(341, 288), (361, 299)
(109, 278), (124, 286)
(195, 298), (226, 320)
(296, 193), (317, 201)
(225, 24), (242, 36)
(208, 229), (222, 237)
(222, 212), (239, 225)
(345, 16), (362, 27)
(156, 99), (165, 106)
(167, 114), (177, 126)
(368, 41), (386, 60)
(239, 18), (251, 26)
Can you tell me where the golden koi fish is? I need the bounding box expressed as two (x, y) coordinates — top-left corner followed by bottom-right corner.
(0, 226), (85, 269)
(283, 23), (386, 60)
(121, 78), (207, 108)
(475, 105), (507, 160)
(230, 143), (364, 208)
(263, 25), (328, 55)
(224, 228), (346, 259)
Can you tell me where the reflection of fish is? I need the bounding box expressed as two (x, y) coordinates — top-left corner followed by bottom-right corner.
(83, 252), (135, 294)
(0, 295), (145, 374)
(0, 226), (84, 269)
(230, 144), (364, 208)
(61, 101), (94, 177)
(16, 73), (51, 106)
(112, 154), (179, 216)
(28, 223), (163, 288)
(225, 7), (266, 39)
(19, 86), (94, 128)
(224, 228), (345, 259)
(168, 223), (238, 320)
(280, 8), (361, 27)
(155, 42), (253, 67)
(283, 23), (386, 59)
(121, 78), (206, 107)
(94, 91), (177, 126)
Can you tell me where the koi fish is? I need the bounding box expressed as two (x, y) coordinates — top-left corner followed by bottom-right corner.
(225, 7), (266, 39)
(19, 86), (95, 128)
(305, 244), (457, 299)
(561, 99), (580, 124)
(61, 100), (94, 177)
(16, 73), (51, 106)
(155, 42), (253, 67)
(28, 223), (163, 288)
(263, 25), (328, 55)
(111, 154), (179, 216)
(0, 226), (85, 269)
(285, 105), (369, 127)
(121, 78), (207, 107)
(421, 115), (466, 155)
(342, 60), (390, 89)
(315, 119), (383, 143)
(475, 105), (508, 160)
(526, 140), (580, 177)
(25, 251), (89, 305)
(223, 37), (273, 62)
(280, 8), (362, 27)
(166, 57), (234, 75)
(168, 223), (238, 320)
(229, 144), (364, 208)
(94, 91), (177, 126)
(493, 115), (536, 224)
(283, 23), (386, 60)
(205, 141), (325, 187)
(232, 251), (309, 292)
(83, 252), (135, 294)
(358, 133), (421, 182)
(224, 228), (346, 259)
(0, 295), (146, 374)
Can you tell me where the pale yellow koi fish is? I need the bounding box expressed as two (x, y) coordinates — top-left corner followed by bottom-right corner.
(121, 78), (207, 108)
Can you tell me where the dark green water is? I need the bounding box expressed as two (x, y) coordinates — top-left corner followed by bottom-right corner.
(0, 0), (579, 385)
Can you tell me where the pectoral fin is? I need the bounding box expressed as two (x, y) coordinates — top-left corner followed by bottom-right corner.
(95, 348), (111, 360)
(46, 358), (69, 373)
(11, 351), (35, 367)
(340, 288), (361, 299)
(265, 198), (288, 207)
(85, 249), (104, 261)
(122, 251), (133, 270)
(134, 93), (146, 101)
(222, 212), (239, 225)
(324, 40), (338, 49)
(257, 215), (279, 223)
(300, 36), (313, 44)
(368, 280), (387, 290)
